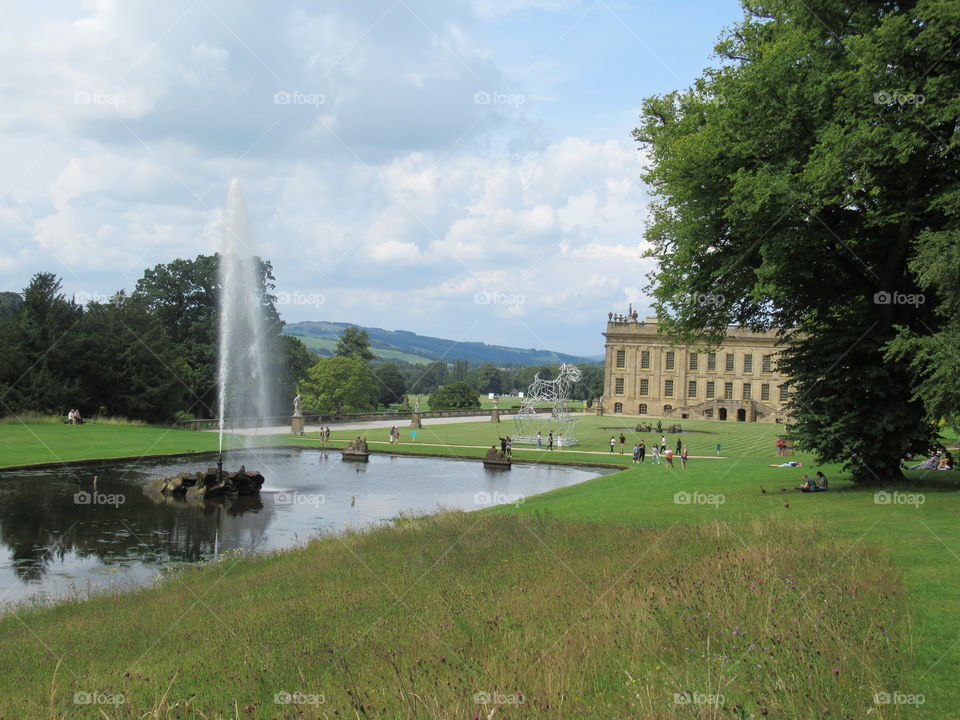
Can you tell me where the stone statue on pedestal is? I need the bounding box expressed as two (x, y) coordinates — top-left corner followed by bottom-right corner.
(293, 394), (303, 417)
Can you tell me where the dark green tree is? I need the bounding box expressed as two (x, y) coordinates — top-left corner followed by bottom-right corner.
(888, 229), (960, 430)
(301, 356), (377, 413)
(0, 273), (83, 414)
(275, 335), (315, 412)
(428, 381), (480, 410)
(635, 0), (958, 482)
(474, 363), (503, 394)
(133, 254), (281, 417)
(334, 326), (376, 362)
(372, 362), (407, 407)
(74, 293), (188, 422)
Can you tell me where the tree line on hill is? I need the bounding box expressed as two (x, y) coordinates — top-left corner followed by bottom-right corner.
(299, 326), (604, 413)
(0, 258), (602, 422)
(0, 257), (311, 423)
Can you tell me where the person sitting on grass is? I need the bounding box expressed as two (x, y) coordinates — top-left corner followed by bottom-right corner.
(769, 461), (803, 468)
(937, 453), (953, 471)
(797, 474), (814, 492)
(814, 471), (828, 491)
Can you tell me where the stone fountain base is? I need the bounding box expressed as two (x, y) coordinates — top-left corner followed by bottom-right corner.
(145, 466), (265, 501)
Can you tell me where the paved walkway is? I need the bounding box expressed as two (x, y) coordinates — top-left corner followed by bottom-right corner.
(313, 438), (727, 460)
(217, 414), (515, 436)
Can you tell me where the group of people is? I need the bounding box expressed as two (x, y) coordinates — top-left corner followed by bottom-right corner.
(317, 426), (331, 444)
(797, 472), (829, 492)
(604, 433), (689, 469)
(498, 436), (513, 457)
(389, 426), (401, 444)
(906, 450), (954, 471)
(66, 408), (83, 425)
(534, 430), (562, 451)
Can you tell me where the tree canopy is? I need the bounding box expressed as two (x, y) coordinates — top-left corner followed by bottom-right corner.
(635, 0), (960, 482)
(301, 356), (377, 414)
(428, 381), (481, 410)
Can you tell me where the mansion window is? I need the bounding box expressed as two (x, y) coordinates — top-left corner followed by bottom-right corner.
(665, 351), (675, 370)
(779, 384), (789, 402)
(641, 350), (650, 369)
(664, 380), (674, 397)
(639, 378), (649, 395)
(688, 380), (697, 397)
(706, 381), (715, 399)
(725, 353), (735, 372)
(689, 353), (698, 371)
(707, 352), (717, 371)
(614, 402), (623, 413)
(616, 350), (625, 368)
(743, 383), (752, 400)
(724, 382), (734, 400)
(743, 354), (753, 373)
(615, 378), (624, 395)
(761, 383), (770, 401)
(762, 354), (773, 373)
(638, 403), (647, 414)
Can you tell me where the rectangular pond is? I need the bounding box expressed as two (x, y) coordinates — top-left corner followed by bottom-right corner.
(0, 448), (611, 607)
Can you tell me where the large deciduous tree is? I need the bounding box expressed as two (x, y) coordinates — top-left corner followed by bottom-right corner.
(428, 381), (481, 410)
(334, 326), (376, 362)
(636, 0), (959, 482)
(301, 356), (377, 414)
(133, 254), (281, 417)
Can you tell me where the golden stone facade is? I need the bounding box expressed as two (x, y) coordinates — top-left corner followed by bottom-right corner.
(601, 313), (790, 422)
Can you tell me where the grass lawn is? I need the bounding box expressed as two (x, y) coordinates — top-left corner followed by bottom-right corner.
(0, 415), (957, 717)
(0, 421), (291, 469)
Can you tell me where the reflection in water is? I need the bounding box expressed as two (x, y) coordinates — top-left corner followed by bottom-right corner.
(0, 449), (606, 605)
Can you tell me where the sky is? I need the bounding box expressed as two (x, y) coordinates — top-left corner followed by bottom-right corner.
(0, 0), (745, 357)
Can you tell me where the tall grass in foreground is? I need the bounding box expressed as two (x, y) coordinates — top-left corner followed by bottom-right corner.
(1, 513), (906, 719)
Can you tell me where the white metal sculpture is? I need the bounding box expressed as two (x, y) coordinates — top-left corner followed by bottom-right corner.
(513, 364), (583, 446)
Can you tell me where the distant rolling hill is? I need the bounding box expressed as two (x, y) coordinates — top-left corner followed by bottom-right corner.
(283, 321), (602, 367)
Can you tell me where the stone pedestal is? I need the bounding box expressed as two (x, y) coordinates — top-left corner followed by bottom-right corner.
(291, 415), (305, 436)
(490, 409), (501, 423)
(410, 412), (423, 429)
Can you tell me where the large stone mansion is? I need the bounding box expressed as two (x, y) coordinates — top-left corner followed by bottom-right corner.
(601, 308), (790, 423)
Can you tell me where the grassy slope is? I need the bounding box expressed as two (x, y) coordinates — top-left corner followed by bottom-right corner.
(0, 417), (956, 717)
(289, 334), (433, 365)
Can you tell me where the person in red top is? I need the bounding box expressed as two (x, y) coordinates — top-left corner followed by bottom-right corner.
(776, 436), (785, 456)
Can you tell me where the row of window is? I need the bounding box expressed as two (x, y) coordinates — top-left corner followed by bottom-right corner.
(615, 349), (774, 373)
(611, 402), (780, 420)
(613, 377), (788, 402)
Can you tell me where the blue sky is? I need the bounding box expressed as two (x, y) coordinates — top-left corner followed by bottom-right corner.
(0, 0), (744, 356)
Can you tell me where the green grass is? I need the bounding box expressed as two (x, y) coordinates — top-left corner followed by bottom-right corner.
(0, 513), (906, 719)
(0, 415), (957, 717)
(0, 421), (297, 469)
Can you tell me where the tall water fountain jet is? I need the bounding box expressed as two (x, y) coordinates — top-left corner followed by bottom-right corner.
(217, 179), (274, 451)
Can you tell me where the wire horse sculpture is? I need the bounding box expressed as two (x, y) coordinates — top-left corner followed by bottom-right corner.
(512, 364), (583, 446)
